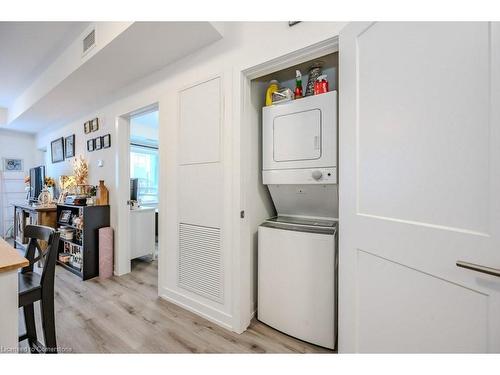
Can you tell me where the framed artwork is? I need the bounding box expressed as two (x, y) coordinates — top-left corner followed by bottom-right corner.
(2, 158), (23, 172)
(95, 136), (102, 150)
(65, 135), (75, 158)
(84, 121), (91, 134)
(91, 118), (99, 132)
(87, 138), (95, 152)
(59, 210), (72, 223)
(51, 137), (65, 163)
(102, 134), (111, 149)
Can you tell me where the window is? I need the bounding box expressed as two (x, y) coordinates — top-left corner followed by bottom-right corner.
(130, 145), (159, 206)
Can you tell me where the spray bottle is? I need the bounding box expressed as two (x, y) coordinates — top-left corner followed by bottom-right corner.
(294, 70), (303, 99)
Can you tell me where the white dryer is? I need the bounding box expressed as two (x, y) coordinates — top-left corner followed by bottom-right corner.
(262, 91), (338, 220)
(262, 90), (337, 185)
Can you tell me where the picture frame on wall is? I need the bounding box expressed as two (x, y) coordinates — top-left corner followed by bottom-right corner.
(102, 134), (111, 149)
(95, 136), (102, 150)
(51, 137), (65, 163)
(91, 118), (99, 132)
(2, 158), (23, 172)
(84, 121), (91, 134)
(87, 138), (95, 152)
(65, 135), (75, 158)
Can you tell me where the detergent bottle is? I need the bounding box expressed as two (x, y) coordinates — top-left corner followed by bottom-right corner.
(265, 80), (280, 106)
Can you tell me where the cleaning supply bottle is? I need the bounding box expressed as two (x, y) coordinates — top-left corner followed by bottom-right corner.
(314, 74), (329, 95)
(265, 80), (280, 106)
(294, 70), (303, 99)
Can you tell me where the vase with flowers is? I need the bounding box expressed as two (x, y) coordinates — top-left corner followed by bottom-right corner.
(44, 176), (56, 201)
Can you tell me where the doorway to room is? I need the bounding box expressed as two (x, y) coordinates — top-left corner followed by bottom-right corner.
(115, 103), (160, 284)
(129, 110), (159, 268)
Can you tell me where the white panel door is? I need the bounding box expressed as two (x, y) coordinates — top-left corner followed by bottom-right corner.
(339, 22), (500, 352)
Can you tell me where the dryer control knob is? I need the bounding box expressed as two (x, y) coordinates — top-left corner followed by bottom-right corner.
(312, 170), (323, 180)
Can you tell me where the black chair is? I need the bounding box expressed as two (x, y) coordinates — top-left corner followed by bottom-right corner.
(18, 225), (60, 354)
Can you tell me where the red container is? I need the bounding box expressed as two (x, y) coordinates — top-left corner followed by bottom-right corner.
(314, 75), (329, 95)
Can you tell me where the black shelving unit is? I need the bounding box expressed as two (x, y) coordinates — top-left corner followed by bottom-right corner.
(56, 204), (110, 280)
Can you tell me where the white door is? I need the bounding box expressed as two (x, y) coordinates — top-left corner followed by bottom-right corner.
(339, 22), (500, 353)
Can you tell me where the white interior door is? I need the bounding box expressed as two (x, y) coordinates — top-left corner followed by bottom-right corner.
(339, 22), (500, 353)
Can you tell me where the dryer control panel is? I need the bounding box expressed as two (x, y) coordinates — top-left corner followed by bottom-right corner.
(263, 167), (337, 185)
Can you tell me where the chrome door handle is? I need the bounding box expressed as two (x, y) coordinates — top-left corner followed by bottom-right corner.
(456, 261), (500, 277)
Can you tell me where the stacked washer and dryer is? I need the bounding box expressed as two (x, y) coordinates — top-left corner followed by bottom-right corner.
(257, 90), (338, 350)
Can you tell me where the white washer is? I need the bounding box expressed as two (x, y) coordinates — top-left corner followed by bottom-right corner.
(258, 217), (337, 350)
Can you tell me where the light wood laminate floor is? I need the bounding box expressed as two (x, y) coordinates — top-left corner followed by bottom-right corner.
(19, 257), (332, 353)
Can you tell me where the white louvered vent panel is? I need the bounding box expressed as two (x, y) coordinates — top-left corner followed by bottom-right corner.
(178, 223), (223, 303)
(83, 29), (96, 54)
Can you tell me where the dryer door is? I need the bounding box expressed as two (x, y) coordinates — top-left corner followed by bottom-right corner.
(273, 109), (321, 162)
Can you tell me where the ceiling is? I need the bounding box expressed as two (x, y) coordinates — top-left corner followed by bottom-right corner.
(2, 22), (223, 133)
(0, 22), (89, 108)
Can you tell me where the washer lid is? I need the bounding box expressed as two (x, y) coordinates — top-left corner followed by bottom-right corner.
(262, 216), (337, 235)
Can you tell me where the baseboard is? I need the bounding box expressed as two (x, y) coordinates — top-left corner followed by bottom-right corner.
(160, 286), (234, 331)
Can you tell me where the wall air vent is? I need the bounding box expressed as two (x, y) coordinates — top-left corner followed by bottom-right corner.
(83, 29), (96, 54)
(178, 223), (223, 303)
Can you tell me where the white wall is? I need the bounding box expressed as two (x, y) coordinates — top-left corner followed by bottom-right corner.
(35, 21), (346, 332)
(0, 129), (43, 237)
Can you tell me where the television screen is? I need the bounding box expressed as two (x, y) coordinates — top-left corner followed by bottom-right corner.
(29, 166), (45, 201)
(130, 178), (139, 201)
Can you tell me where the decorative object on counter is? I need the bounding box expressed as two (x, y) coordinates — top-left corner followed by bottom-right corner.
(314, 74), (329, 95)
(294, 70), (303, 99)
(51, 137), (65, 163)
(58, 175), (76, 204)
(45, 176), (56, 198)
(90, 118), (99, 132)
(99, 227), (114, 279)
(59, 175), (76, 191)
(64, 195), (88, 206)
(96, 180), (109, 205)
(102, 134), (111, 149)
(37, 187), (54, 208)
(87, 138), (95, 152)
(65, 134), (75, 158)
(265, 80), (280, 106)
(95, 136), (102, 150)
(2, 158), (23, 172)
(304, 62), (323, 97)
(272, 87), (294, 105)
(87, 185), (98, 206)
(73, 155), (89, 185)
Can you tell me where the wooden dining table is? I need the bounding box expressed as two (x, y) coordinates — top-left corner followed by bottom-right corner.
(0, 237), (28, 352)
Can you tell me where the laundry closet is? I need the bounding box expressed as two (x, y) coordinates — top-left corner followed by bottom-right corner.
(241, 51), (338, 350)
